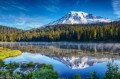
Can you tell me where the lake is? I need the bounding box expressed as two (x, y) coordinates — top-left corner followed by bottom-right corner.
(0, 42), (120, 79)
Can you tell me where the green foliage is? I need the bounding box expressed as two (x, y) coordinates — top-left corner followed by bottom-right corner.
(42, 64), (54, 70)
(0, 63), (58, 79)
(21, 62), (35, 68)
(1, 61), (120, 79)
(90, 72), (99, 79)
(13, 72), (24, 79)
(1, 21), (120, 42)
(32, 68), (58, 79)
(5, 72), (12, 79)
(6, 62), (19, 69)
(32, 64), (58, 79)
(0, 70), (13, 79)
(74, 74), (81, 79)
(24, 71), (33, 79)
(104, 63), (120, 79)
(27, 62), (34, 67)
(0, 60), (4, 66)
(21, 63), (27, 68)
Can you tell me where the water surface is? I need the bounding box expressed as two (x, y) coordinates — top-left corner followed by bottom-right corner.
(1, 42), (120, 79)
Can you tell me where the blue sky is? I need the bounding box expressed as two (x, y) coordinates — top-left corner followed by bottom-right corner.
(0, 0), (120, 29)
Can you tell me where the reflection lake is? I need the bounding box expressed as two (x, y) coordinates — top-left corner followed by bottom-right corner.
(0, 42), (120, 79)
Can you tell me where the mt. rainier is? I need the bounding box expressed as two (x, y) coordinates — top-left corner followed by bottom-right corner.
(49, 11), (112, 25)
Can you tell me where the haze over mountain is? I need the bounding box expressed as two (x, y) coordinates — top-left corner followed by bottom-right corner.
(49, 11), (112, 25)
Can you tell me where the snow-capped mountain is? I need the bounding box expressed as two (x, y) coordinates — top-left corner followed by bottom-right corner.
(49, 11), (112, 25)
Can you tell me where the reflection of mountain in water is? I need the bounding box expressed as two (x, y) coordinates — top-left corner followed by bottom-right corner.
(53, 56), (110, 69)
(1, 42), (120, 70)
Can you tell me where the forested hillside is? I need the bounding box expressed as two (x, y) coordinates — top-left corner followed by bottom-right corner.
(0, 25), (23, 42)
(0, 21), (120, 42)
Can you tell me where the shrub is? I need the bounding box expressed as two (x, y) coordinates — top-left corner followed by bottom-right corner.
(27, 62), (34, 67)
(6, 62), (19, 69)
(0, 60), (4, 66)
(104, 63), (120, 79)
(90, 71), (99, 79)
(32, 65), (58, 79)
(74, 74), (81, 79)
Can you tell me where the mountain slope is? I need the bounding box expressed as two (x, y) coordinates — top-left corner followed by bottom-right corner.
(49, 11), (112, 25)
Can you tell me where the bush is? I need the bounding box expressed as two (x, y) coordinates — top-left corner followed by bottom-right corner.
(42, 64), (54, 70)
(0, 60), (4, 66)
(104, 63), (120, 79)
(21, 63), (27, 68)
(74, 74), (81, 79)
(27, 62), (34, 67)
(32, 65), (58, 79)
(6, 62), (19, 69)
(90, 72), (99, 79)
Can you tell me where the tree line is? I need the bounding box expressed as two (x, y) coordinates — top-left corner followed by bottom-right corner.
(0, 21), (120, 42)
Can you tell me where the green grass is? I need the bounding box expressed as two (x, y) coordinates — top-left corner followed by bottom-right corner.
(0, 47), (22, 60)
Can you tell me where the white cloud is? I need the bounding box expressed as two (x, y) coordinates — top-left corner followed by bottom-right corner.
(0, 0), (28, 11)
(112, 0), (120, 18)
(0, 15), (52, 30)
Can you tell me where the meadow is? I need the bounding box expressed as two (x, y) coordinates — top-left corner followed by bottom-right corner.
(0, 47), (22, 60)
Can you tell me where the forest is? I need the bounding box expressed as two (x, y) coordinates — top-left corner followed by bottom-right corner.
(0, 21), (120, 42)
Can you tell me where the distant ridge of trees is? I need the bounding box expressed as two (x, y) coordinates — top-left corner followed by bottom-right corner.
(0, 21), (120, 42)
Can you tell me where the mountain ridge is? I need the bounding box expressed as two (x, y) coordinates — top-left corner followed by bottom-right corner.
(48, 11), (112, 25)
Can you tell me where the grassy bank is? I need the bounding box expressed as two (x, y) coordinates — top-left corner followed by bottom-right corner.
(0, 47), (22, 60)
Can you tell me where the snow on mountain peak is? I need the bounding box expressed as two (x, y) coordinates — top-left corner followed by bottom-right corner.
(69, 11), (88, 15)
(48, 11), (112, 25)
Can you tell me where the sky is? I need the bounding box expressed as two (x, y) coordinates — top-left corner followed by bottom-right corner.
(0, 0), (120, 29)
